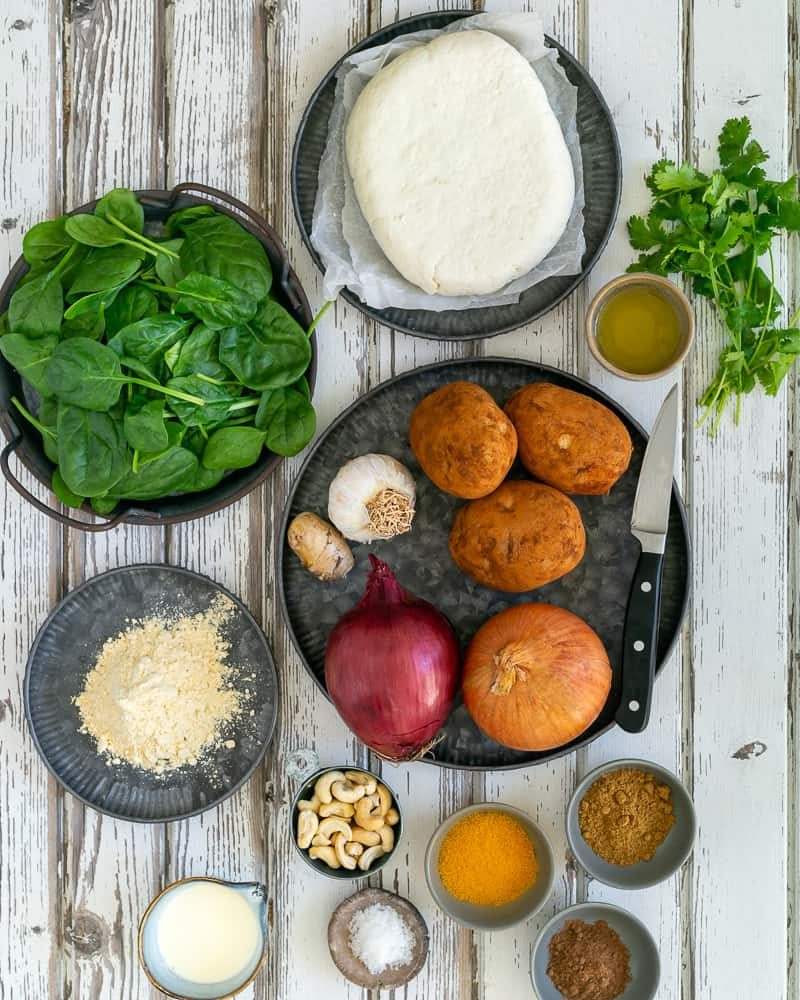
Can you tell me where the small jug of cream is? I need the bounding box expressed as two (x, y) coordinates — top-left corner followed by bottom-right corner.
(139, 877), (267, 999)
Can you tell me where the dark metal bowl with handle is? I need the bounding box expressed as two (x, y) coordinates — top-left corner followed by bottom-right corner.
(0, 184), (316, 531)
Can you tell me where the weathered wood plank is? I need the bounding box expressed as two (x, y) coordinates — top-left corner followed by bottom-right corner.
(0, 11), (62, 1000)
(580, 4), (685, 999)
(688, 2), (789, 997)
(60, 1), (166, 997)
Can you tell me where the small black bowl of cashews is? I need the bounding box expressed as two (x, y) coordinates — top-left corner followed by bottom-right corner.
(291, 765), (402, 880)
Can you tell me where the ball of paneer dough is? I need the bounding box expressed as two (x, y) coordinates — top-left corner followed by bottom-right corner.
(409, 382), (517, 499)
(449, 480), (585, 592)
(504, 382), (633, 495)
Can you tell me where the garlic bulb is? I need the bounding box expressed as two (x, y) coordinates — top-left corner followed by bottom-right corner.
(328, 454), (416, 542)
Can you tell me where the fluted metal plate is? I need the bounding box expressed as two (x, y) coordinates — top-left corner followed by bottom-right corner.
(279, 359), (690, 770)
(24, 566), (278, 822)
(291, 10), (621, 340)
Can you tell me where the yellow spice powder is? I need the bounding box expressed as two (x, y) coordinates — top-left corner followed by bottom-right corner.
(438, 810), (538, 906)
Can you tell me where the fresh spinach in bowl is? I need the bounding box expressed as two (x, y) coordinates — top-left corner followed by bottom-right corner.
(0, 188), (320, 513)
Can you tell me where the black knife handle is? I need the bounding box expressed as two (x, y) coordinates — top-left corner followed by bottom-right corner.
(615, 550), (664, 733)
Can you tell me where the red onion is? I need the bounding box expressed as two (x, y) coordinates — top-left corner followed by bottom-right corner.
(325, 555), (461, 761)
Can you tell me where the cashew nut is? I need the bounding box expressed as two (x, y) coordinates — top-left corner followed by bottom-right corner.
(357, 845), (385, 871)
(297, 794), (321, 812)
(314, 770), (345, 805)
(354, 793), (385, 832)
(385, 808), (400, 827)
(345, 771), (378, 795)
(350, 827), (381, 847)
(378, 824), (395, 853)
(296, 810), (319, 850)
(318, 800), (354, 819)
(333, 831), (357, 870)
(344, 842), (364, 858)
(317, 816), (352, 842)
(309, 845), (340, 869)
(331, 779), (366, 804)
(376, 783), (392, 816)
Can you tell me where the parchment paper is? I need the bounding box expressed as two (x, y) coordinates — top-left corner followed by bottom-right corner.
(311, 12), (586, 312)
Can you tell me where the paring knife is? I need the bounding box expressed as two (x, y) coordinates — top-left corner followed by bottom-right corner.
(615, 384), (679, 734)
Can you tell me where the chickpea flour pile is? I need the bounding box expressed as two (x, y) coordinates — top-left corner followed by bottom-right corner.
(75, 594), (246, 774)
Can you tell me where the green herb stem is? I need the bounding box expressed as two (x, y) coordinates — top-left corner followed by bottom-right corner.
(306, 299), (333, 338)
(105, 215), (180, 259)
(125, 376), (206, 406)
(11, 397), (56, 440)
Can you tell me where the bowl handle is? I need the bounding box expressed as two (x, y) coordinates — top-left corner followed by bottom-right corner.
(0, 436), (128, 532)
(169, 183), (302, 316)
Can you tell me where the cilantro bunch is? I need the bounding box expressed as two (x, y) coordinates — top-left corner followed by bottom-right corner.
(627, 117), (800, 431)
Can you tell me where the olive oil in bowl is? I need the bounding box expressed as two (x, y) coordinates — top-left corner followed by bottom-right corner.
(586, 274), (693, 381)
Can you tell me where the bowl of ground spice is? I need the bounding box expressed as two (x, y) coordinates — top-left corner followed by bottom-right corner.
(424, 803), (554, 931)
(566, 759), (696, 890)
(531, 901), (660, 1000)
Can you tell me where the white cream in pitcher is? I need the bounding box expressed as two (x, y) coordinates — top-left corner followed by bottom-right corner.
(156, 881), (261, 984)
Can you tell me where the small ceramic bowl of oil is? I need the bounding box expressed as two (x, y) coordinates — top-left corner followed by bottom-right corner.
(138, 877), (268, 999)
(585, 273), (694, 380)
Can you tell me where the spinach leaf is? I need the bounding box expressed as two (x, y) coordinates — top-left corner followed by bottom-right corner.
(9, 272), (63, 337)
(63, 283), (125, 321)
(65, 214), (133, 248)
(255, 385), (316, 456)
(57, 404), (129, 496)
(47, 338), (126, 410)
(94, 188), (144, 234)
(107, 315), (191, 367)
(181, 464), (225, 493)
(165, 375), (241, 427)
(0, 333), (58, 396)
(91, 494), (118, 516)
(172, 272), (257, 329)
(202, 426), (265, 470)
(52, 469), (85, 509)
(104, 285), (159, 335)
(62, 306), (105, 341)
(23, 217), (72, 263)
(219, 300), (311, 390)
(173, 324), (229, 380)
(164, 204), (216, 237)
(67, 245), (145, 296)
(179, 214), (272, 300)
(164, 341), (182, 373)
(118, 354), (162, 383)
(109, 445), (198, 500)
(155, 239), (184, 286)
(123, 397), (169, 453)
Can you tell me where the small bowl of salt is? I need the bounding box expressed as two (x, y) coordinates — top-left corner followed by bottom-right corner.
(327, 887), (429, 989)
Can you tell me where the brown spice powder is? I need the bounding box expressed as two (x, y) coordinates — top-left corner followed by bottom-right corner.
(579, 767), (675, 866)
(547, 919), (630, 1000)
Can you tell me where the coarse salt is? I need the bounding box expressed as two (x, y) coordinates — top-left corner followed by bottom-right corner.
(348, 903), (414, 975)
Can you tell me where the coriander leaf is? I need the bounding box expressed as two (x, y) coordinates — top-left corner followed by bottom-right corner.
(718, 117), (752, 165)
(627, 215), (665, 250)
(653, 161), (706, 193)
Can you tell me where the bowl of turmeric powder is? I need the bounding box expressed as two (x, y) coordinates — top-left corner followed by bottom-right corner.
(566, 758), (696, 890)
(423, 803), (555, 931)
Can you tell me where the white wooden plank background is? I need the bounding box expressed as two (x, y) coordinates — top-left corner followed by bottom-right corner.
(0, 1), (795, 998)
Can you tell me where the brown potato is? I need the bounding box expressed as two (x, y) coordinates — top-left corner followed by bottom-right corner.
(409, 381), (517, 499)
(449, 480), (585, 592)
(505, 383), (632, 495)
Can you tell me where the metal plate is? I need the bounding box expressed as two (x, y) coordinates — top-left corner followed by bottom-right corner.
(291, 10), (621, 340)
(278, 359), (690, 770)
(24, 565), (279, 821)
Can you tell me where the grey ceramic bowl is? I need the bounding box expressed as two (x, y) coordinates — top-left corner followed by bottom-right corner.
(566, 758), (696, 890)
(424, 803), (554, 931)
(291, 765), (402, 881)
(531, 901), (660, 1000)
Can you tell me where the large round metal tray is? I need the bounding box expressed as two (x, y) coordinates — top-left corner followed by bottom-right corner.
(278, 358), (690, 770)
(291, 10), (621, 340)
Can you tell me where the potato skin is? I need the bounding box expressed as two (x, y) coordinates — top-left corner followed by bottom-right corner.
(505, 383), (633, 495)
(409, 382), (517, 499)
(449, 480), (585, 592)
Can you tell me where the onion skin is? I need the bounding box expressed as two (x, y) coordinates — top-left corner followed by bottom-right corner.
(325, 556), (461, 761)
(462, 603), (612, 752)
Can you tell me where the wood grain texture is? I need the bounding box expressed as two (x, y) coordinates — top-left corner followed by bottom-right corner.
(687, 2), (790, 997)
(0, 13), (62, 999)
(61, 2), (165, 998)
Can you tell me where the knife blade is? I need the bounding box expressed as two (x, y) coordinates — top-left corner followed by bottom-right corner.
(615, 385), (679, 734)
